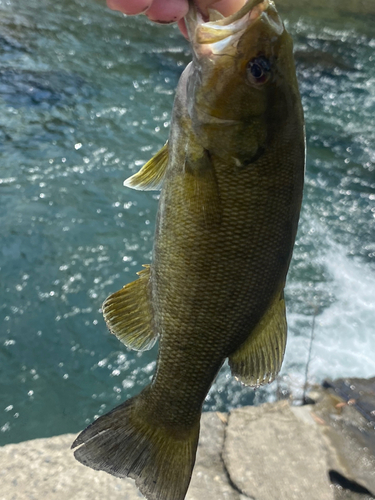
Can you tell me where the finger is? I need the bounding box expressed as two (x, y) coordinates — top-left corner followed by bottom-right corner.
(177, 0), (245, 37)
(197, 0), (246, 17)
(146, 0), (189, 23)
(177, 18), (189, 39)
(107, 0), (151, 15)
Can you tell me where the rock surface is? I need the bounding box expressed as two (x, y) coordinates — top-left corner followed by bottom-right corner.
(0, 433), (141, 500)
(312, 384), (375, 497)
(223, 401), (334, 500)
(1, 379), (374, 500)
(187, 412), (246, 500)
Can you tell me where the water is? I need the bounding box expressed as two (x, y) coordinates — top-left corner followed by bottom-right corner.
(0, 0), (374, 446)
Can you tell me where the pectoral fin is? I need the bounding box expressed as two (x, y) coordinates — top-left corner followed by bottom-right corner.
(124, 142), (169, 191)
(102, 265), (157, 351)
(229, 291), (287, 387)
(183, 147), (222, 227)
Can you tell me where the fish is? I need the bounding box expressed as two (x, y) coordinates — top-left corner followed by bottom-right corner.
(71, 0), (305, 499)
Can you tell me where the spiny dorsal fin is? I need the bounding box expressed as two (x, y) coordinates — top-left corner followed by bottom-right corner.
(102, 265), (157, 351)
(124, 142), (169, 191)
(228, 290), (287, 387)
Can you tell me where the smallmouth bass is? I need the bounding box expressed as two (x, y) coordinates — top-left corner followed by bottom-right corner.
(72, 0), (305, 499)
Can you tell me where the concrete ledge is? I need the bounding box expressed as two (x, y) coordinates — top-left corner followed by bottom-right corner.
(1, 384), (374, 500)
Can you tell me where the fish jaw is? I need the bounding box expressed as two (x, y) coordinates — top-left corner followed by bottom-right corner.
(182, 0), (301, 164)
(185, 0), (284, 58)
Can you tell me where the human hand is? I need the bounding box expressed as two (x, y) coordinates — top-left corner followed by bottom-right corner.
(107, 0), (246, 36)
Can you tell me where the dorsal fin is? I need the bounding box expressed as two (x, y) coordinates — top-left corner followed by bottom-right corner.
(102, 265), (157, 351)
(124, 142), (169, 191)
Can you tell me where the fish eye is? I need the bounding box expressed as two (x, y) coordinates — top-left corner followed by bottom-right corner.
(247, 57), (271, 85)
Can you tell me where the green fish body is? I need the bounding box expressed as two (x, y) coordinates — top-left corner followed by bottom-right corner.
(72, 1), (305, 499)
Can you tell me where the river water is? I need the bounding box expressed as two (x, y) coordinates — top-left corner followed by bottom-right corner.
(0, 0), (374, 445)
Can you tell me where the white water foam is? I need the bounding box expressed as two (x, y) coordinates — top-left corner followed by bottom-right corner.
(283, 244), (375, 398)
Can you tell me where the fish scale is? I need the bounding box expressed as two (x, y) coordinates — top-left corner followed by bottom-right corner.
(72, 1), (304, 499)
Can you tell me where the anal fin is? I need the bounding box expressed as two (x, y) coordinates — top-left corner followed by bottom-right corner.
(102, 265), (157, 351)
(124, 142), (169, 191)
(229, 290), (287, 387)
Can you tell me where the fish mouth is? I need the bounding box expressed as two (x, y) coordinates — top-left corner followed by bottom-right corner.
(185, 0), (283, 57)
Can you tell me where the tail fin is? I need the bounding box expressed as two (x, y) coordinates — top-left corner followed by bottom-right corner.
(71, 394), (200, 500)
